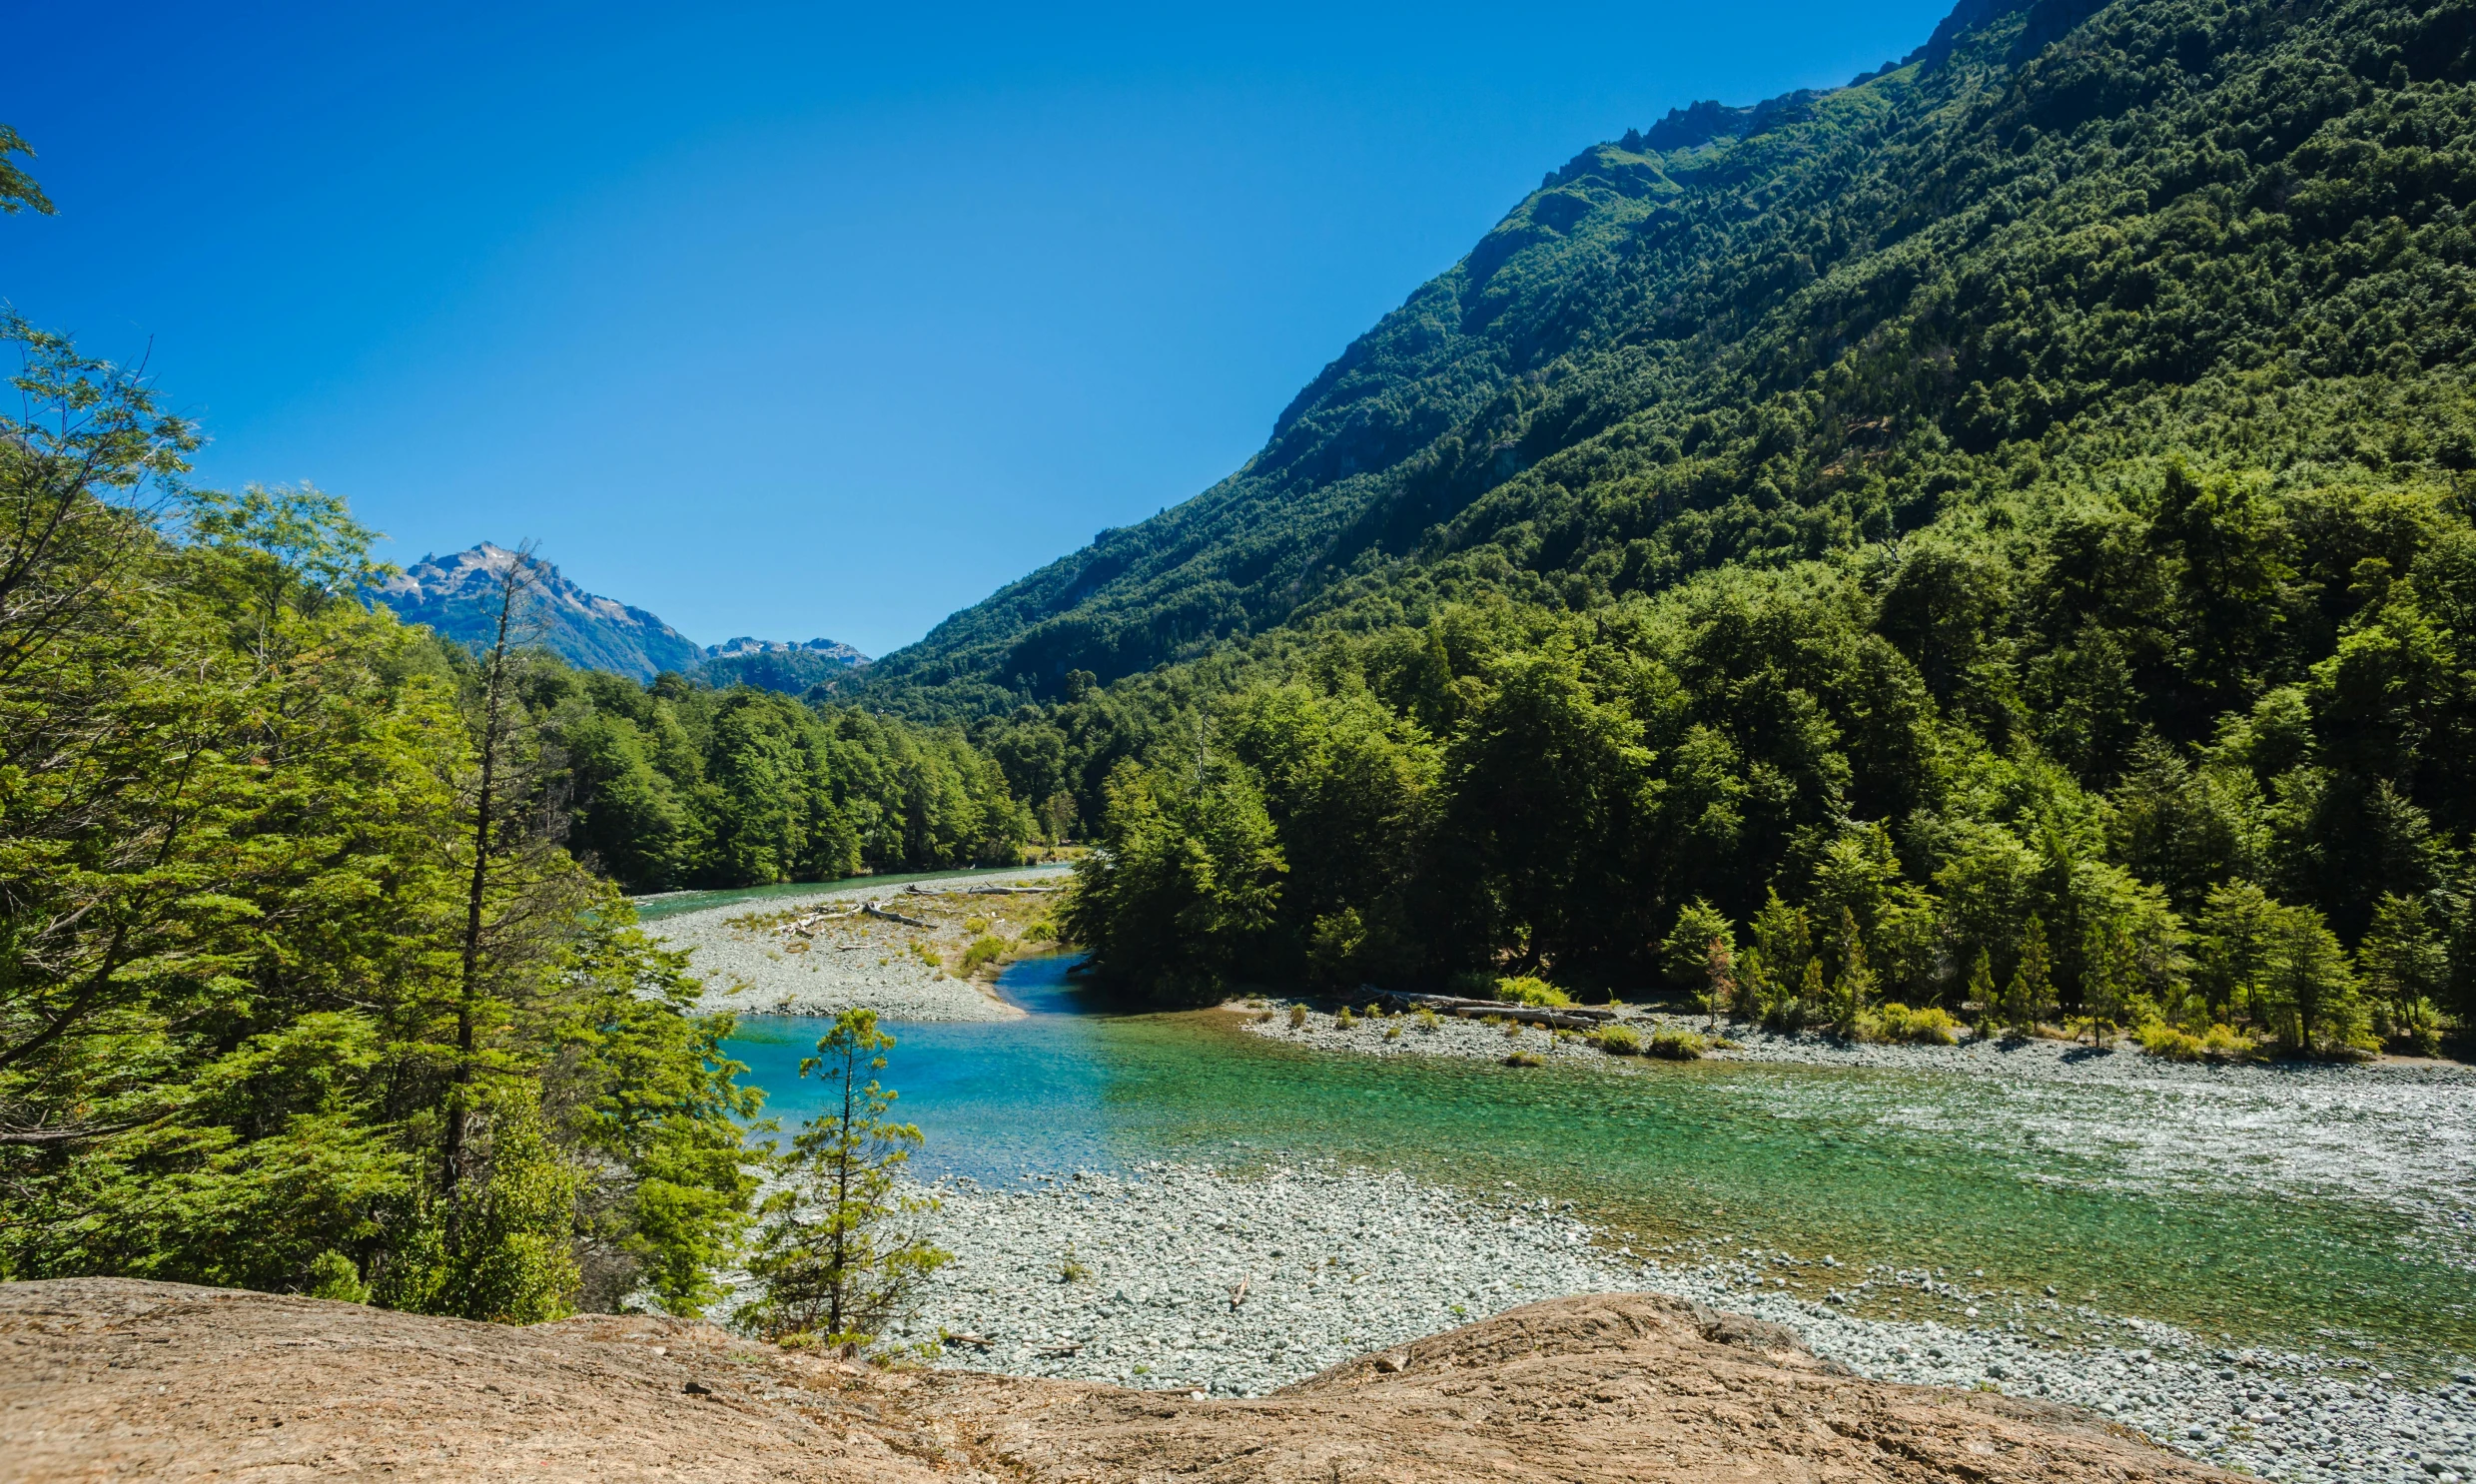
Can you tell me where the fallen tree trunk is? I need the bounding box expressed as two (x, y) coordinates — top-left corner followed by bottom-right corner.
(864, 903), (934, 928)
(1371, 989), (1619, 1025)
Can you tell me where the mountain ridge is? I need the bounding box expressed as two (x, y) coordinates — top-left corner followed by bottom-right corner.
(375, 543), (868, 687)
(846, 0), (2476, 719)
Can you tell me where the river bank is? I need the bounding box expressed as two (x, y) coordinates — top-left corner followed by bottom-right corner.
(646, 868), (1065, 1022)
(887, 1160), (2475, 1484)
(1246, 998), (2476, 1090)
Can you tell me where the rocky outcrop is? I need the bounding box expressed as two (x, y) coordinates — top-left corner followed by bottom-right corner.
(2, 1278), (2227, 1483)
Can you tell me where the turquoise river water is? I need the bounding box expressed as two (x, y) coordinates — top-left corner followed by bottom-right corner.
(710, 938), (2476, 1375)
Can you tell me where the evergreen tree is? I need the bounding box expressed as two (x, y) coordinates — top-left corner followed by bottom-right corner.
(740, 1010), (950, 1350)
(2359, 894), (2447, 1053)
(2261, 907), (2366, 1058)
(1963, 950), (1998, 1038)
(2005, 919), (2057, 1035)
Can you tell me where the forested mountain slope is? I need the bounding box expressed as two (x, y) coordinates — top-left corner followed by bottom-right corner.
(859, 0), (2476, 716)
(873, 0), (2476, 1054)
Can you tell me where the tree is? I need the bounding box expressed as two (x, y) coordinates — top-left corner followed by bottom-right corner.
(379, 1096), (582, 1324)
(1748, 890), (1810, 1024)
(2192, 880), (2280, 1024)
(1700, 935), (1737, 1030)
(439, 544), (564, 1233)
(2004, 917), (2056, 1035)
(1827, 907), (1874, 1037)
(1060, 758), (1285, 1001)
(2260, 905), (2364, 1057)
(739, 1009), (949, 1349)
(1660, 899), (1735, 991)
(1964, 950), (1997, 1035)
(0, 126), (51, 217)
(2358, 893), (2446, 1052)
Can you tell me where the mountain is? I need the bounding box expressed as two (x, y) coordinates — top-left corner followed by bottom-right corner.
(851, 0), (2476, 1034)
(858, 0), (2476, 717)
(697, 635), (871, 693)
(376, 545), (871, 688)
(375, 544), (707, 681)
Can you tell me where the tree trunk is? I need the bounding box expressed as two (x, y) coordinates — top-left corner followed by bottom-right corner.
(442, 548), (536, 1230)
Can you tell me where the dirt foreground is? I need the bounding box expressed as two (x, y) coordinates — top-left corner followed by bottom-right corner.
(2, 1278), (2227, 1483)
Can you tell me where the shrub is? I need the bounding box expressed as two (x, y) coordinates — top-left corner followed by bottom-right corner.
(1287, 1003), (1307, 1029)
(1594, 1024), (1643, 1056)
(1503, 1050), (1545, 1067)
(1873, 1003), (1960, 1046)
(959, 937), (1007, 974)
(1335, 1006), (1357, 1029)
(1647, 1030), (1707, 1061)
(1023, 921), (1056, 942)
(304, 1249), (370, 1303)
(1382, 1023), (1402, 1041)
(1493, 976), (1574, 1008)
(964, 916), (991, 934)
(2134, 1020), (2257, 1063)
(1415, 1009), (1440, 1033)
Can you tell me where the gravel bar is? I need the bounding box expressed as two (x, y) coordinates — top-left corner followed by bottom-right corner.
(889, 1160), (2476, 1484)
(1246, 1000), (2476, 1092)
(650, 868), (1063, 1022)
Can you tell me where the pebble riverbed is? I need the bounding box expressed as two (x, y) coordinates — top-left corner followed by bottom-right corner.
(884, 1161), (2476, 1484)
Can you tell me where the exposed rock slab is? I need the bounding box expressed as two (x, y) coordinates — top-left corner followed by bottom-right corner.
(2, 1279), (2226, 1482)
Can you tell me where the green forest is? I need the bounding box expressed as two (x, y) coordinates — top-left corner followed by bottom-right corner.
(919, 0), (2476, 1058)
(0, 303), (1025, 1307)
(553, 671), (1031, 893)
(7, 0), (2474, 1322)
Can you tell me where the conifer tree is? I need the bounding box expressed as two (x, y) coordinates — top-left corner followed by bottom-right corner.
(1830, 907), (1875, 1037)
(741, 1009), (950, 1350)
(2006, 918), (2056, 1035)
(1965, 950), (1998, 1037)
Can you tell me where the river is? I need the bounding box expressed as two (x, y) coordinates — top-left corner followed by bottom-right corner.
(719, 952), (2476, 1379)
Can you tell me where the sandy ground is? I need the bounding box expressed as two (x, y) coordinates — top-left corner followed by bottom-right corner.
(1, 1277), (2229, 1483)
(649, 868), (1066, 1022)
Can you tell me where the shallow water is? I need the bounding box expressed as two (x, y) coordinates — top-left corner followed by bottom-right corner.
(724, 955), (2476, 1371)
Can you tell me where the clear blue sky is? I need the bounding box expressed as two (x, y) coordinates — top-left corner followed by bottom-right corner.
(7, 0), (1952, 656)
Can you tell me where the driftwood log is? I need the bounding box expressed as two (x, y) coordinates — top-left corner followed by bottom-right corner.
(863, 903), (934, 928)
(1369, 989), (1620, 1032)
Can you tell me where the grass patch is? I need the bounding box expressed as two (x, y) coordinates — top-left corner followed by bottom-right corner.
(1871, 1003), (1962, 1046)
(1492, 976), (1574, 1008)
(2134, 1020), (2258, 1063)
(1647, 1030), (1707, 1061)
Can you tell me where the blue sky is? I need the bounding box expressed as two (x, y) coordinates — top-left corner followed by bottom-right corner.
(7, 0), (1953, 656)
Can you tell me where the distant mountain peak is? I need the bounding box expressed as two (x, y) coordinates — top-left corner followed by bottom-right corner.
(704, 635), (870, 665)
(375, 544), (704, 682)
(371, 543), (871, 689)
